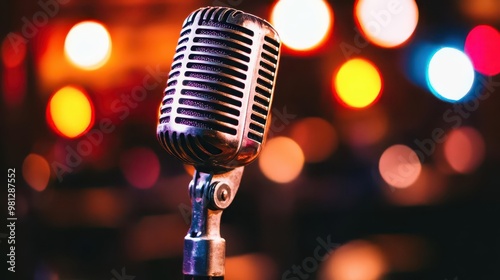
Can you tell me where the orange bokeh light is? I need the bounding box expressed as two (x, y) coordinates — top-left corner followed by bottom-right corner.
(290, 118), (338, 163)
(321, 240), (388, 280)
(22, 153), (51, 192)
(337, 107), (389, 148)
(383, 165), (447, 206)
(259, 137), (304, 183)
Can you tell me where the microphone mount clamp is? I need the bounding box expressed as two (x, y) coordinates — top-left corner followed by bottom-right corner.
(183, 166), (244, 278)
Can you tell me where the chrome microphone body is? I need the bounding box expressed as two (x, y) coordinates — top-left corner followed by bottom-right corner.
(156, 6), (281, 279)
(157, 6), (280, 173)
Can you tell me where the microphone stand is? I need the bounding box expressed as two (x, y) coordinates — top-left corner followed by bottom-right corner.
(183, 167), (244, 280)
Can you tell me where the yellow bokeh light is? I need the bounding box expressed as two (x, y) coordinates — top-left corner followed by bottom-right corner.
(334, 58), (382, 109)
(259, 137), (304, 183)
(355, 0), (419, 48)
(47, 86), (94, 138)
(64, 21), (112, 70)
(22, 153), (51, 192)
(271, 0), (333, 52)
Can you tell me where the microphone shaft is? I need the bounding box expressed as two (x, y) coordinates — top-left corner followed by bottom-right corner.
(183, 167), (244, 277)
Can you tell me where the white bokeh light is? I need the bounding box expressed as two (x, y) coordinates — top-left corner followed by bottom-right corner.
(355, 0), (419, 48)
(64, 21), (112, 70)
(271, 0), (333, 51)
(427, 47), (475, 102)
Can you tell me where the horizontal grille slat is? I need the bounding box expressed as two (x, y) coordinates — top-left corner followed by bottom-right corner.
(187, 62), (246, 80)
(191, 46), (250, 63)
(177, 108), (238, 125)
(182, 80), (243, 98)
(193, 37), (251, 54)
(179, 98), (240, 117)
(196, 28), (253, 45)
(185, 71), (245, 89)
(181, 89), (242, 107)
(189, 54), (248, 72)
(175, 117), (237, 135)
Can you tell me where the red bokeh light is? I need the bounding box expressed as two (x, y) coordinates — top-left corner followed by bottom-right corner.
(465, 25), (500, 76)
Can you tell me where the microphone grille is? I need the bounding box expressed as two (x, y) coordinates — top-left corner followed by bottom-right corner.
(248, 35), (280, 143)
(159, 7), (255, 134)
(157, 6), (280, 170)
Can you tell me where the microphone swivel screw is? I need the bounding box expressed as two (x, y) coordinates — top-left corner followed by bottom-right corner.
(211, 183), (232, 210)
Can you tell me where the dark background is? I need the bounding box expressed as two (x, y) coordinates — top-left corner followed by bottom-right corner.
(1, 0), (500, 279)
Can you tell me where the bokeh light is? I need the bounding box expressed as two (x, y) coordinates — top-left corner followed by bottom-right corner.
(270, 0), (333, 52)
(334, 58), (382, 109)
(226, 254), (278, 280)
(290, 118), (338, 163)
(379, 144), (422, 189)
(46, 86), (94, 138)
(320, 240), (387, 280)
(184, 164), (195, 177)
(259, 137), (304, 183)
(2, 63), (26, 107)
(64, 21), (112, 70)
(465, 25), (500, 76)
(355, 0), (419, 48)
(120, 147), (161, 189)
(427, 47), (475, 102)
(444, 127), (485, 174)
(371, 234), (430, 272)
(82, 188), (127, 227)
(337, 107), (389, 148)
(2, 34), (27, 107)
(459, 0), (500, 22)
(384, 165), (447, 205)
(22, 153), (51, 192)
(2, 34), (27, 68)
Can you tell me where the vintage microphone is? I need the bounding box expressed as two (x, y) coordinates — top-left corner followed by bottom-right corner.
(156, 6), (281, 280)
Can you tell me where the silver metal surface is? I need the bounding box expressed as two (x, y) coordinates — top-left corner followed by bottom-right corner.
(156, 6), (281, 277)
(157, 6), (281, 173)
(183, 167), (244, 276)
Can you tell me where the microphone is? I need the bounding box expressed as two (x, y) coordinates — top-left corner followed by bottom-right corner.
(157, 6), (280, 173)
(156, 6), (281, 279)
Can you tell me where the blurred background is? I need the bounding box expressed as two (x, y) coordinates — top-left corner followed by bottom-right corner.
(2, 0), (500, 279)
